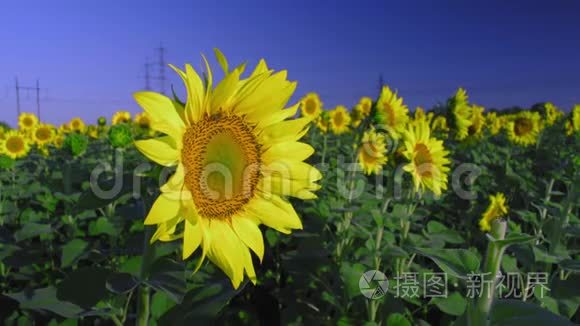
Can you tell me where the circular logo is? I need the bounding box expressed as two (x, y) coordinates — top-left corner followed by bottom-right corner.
(359, 270), (389, 299)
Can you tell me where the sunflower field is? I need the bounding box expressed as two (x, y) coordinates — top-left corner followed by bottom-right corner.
(0, 51), (579, 326)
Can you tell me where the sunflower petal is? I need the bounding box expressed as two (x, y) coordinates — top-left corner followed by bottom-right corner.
(144, 193), (181, 225)
(134, 136), (178, 167)
(183, 219), (202, 259)
(232, 217), (264, 261)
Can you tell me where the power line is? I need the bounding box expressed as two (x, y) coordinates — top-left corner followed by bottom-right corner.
(142, 45), (167, 94)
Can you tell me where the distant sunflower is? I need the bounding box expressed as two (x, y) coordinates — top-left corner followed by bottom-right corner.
(315, 112), (330, 133)
(112, 111), (132, 125)
(431, 116), (449, 133)
(87, 125), (100, 139)
(506, 111), (541, 146)
(450, 88), (473, 140)
(0, 130), (30, 159)
(134, 50), (321, 289)
(32, 124), (56, 146)
(358, 129), (388, 175)
(357, 96), (373, 117)
(59, 123), (71, 134)
(300, 93), (323, 120)
(486, 112), (502, 135)
(401, 119), (450, 196)
(543, 102), (563, 126)
(565, 105), (580, 136)
(135, 112), (151, 128)
(69, 117), (86, 133)
(479, 193), (509, 232)
(467, 105), (485, 139)
(18, 112), (39, 131)
(414, 107), (426, 121)
(53, 133), (65, 149)
(375, 86), (409, 139)
(0, 127), (6, 140)
(329, 105), (351, 134)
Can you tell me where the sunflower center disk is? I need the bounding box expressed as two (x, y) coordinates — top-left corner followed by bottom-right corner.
(413, 143), (433, 178)
(514, 118), (533, 136)
(6, 137), (24, 153)
(305, 99), (316, 114)
(37, 128), (51, 141)
(181, 115), (261, 220)
(361, 143), (379, 164)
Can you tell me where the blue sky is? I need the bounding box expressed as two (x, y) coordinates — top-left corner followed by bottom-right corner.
(1, 0), (579, 126)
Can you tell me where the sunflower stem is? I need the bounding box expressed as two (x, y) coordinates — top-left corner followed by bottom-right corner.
(136, 213), (156, 325)
(472, 220), (506, 326)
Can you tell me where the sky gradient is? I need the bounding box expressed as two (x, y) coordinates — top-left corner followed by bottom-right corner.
(1, 0), (579, 126)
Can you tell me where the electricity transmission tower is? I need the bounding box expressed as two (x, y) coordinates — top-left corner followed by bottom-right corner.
(142, 45), (167, 94)
(15, 78), (45, 119)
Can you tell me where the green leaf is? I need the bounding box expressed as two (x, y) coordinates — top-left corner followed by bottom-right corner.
(492, 233), (536, 248)
(146, 258), (186, 303)
(339, 262), (366, 299)
(411, 248), (480, 279)
(490, 299), (571, 325)
(426, 221), (465, 244)
(60, 239), (88, 268)
(431, 292), (466, 316)
(57, 267), (110, 308)
(151, 291), (176, 320)
(559, 259), (580, 272)
(14, 223), (52, 242)
(106, 272), (139, 294)
(159, 279), (246, 325)
(386, 312), (411, 326)
(88, 217), (117, 236)
(6, 287), (82, 318)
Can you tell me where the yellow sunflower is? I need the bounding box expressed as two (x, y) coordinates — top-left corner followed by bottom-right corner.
(486, 112), (502, 135)
(53, 133), (66, 149)
(544, 102), (563, 126)
(401, 119), (450, 196)
(18, 112), (39, 131)
(566, 105), (580, 136)
(31, 124), (56, 146)
(414, 107), (426, 121)
(112, 111), (132, 125)
(299, 93), (323, 120)
(479, 193), (509, 232)
(133, 50), (321, 289)
(0, 130), (30, 159)
(0, 126), (6, 140)
(450, 88), (473, 140)
(358, 129), (388, 175)
(376, 86), (409, 139)
(431, 115), (449, 133)
(87, 125), (100, 139)
(466, 105), (485, 139)
(59, 123), (71, 134)
(135, 112), (151, 128)
(329, 105), (351, 135)
(506, 111), (542, 146)
(69, 117), (86, 133)
(357, 96), (373, 117)
(315, 112), (330, 133)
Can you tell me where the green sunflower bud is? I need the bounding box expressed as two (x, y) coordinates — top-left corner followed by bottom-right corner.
(108, 124), (133, 148)
(97, 116), (107, 127)
(64, 133), (89, 157)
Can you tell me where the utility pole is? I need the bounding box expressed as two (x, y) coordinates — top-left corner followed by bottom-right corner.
(141, 45), (167, 94)
(15, 78), (44, 119)
(144, 57), (151, 90)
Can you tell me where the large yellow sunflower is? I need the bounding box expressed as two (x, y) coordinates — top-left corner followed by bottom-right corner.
(506, 111), (542, 146)
(112, 111), (132, 125)
(299, 93), (323, 120)
(376, 86), (409, 139)
(0, 130), (30, 159)
(401, 119), (450, 196)
(32, 124), (56, 146)
(69, 117), (86, 133)
(543, 102), (563, 126)
(450, 88), (473, 140)
(133, 50), (321, 289)
(479, 193), (509, 232)
(18, 112), (39, 131)
(329, 105), (351, 134)
(358, 129), (388, 175)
